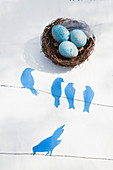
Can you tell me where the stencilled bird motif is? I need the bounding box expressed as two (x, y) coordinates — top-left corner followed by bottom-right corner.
(51, 77), (64, 108)
(65, 83), (75, 109)
(32, 124), (65, 156)
(20, 68), (38, 96)
(83, 86), (94, 113)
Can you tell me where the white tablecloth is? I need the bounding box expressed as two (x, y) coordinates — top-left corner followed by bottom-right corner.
(0, 0), (113, 169)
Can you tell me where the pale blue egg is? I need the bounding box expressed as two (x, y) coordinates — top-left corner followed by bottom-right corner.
(59, 41), (78, 58)
(52, 25), (69, 43)
(70, 29), (87, 47)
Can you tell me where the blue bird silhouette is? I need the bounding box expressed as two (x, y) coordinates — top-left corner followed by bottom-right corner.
(83, 86), (94, 113)
(65, 83), (75, 109)
(20, 68), (38, 96)
(32, 124), (65, 156)
(51, 77), (64, 108)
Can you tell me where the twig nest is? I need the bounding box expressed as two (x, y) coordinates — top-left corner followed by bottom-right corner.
(41, 18), (95, 68)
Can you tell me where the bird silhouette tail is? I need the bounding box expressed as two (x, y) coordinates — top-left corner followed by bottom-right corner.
(69, 105), (75, 109)
(30, 88), (38, 96)
(83, 108), (89, 113)
(83, 108), (86, 112)
(54, 97), (60, 108)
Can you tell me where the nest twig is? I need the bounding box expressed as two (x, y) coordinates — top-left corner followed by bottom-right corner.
(41, 18), (95, 68)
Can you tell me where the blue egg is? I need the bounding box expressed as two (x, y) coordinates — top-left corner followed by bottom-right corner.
(52, 25), (69, 43)
(70, 29), (87, 47)
(59, 41), (78, 58)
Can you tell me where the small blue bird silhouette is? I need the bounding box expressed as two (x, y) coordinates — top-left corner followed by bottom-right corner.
(20, 68), (38, 96)
(83, 86), (94, 113)
(51, 77), (64, 108)
(65, 83), (75, 109)
(32, 124), (65, 156)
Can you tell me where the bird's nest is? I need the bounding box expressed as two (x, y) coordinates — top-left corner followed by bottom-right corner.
(41, 18), (95, 68)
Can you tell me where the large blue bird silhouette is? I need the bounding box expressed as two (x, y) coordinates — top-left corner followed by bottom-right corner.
(51, 77), (64, 108)
(20, 68), (38, 96)
(83, 86), (94, 113)
(32, 124), (65, 156)
(65, 83), (75, 109)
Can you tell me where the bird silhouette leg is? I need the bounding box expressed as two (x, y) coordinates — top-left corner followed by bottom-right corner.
(50, 151), (52, 156)
(45, 151), (49, 156)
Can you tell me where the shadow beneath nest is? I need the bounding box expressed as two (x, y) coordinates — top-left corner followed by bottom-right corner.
(24, 37), (72, 74)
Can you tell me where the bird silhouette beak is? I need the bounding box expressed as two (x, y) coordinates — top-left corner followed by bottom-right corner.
(60, 124), (65, 129)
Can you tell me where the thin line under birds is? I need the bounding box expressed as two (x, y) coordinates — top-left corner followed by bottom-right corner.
(20, 68), (38, 96)
(51, 77), (64, 108)
(32, 124), (65, 156)
(83, 86), (94, 113)
(65, 82), (76, 109)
